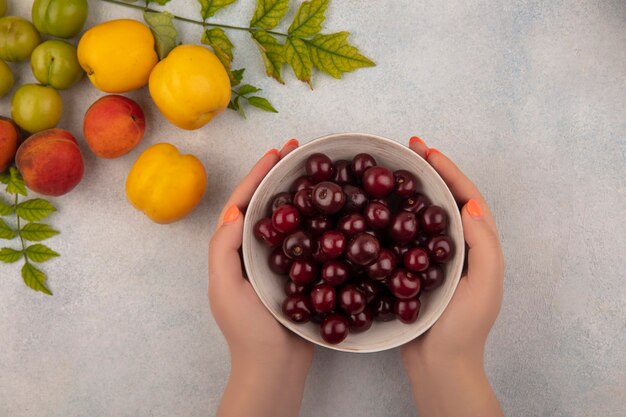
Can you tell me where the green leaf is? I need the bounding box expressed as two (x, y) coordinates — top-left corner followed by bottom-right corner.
(6, 167), (27, 196)
(197, 0), (237, 20)
(21, 262), (52, 295)
(306, 32), (375, 79)
(0, 197), (13, 216)
(20, 223), (59, 242)
(250, 0), (290, 30)
(231, 68), (245, 86)
(0, 218), (16, 239)
(248, 96), (278, 113)
(16, 198), (56, 222)
(252, 30), (285, 83)
(0, 171), (9, 184)
(235, 96), (245, 118)
(143, 11), (178, 60)
(25, 244), (60, 263)
(283, 37), (312, 86)
(288, 0), (329, 37)
(228, 98), (239, 111)
(201, 28), (234, 75)
(236, 84), (261, 96)
(0, 247), (22, 263)
(148, 0), (171, 4)
(228, 96), (246, 118)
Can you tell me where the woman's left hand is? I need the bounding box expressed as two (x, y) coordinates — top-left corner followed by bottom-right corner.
(209, 139), (312, 417)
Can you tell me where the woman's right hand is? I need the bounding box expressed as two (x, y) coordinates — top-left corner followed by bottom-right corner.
(401, 136), (505, 417)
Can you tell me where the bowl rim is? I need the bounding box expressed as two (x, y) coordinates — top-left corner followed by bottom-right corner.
(242, 132), (464, 353)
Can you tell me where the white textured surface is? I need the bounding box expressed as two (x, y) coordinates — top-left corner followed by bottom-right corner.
(0, 1), (624, 416)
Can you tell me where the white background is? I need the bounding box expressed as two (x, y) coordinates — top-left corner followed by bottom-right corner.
(1, 1), (625, 416)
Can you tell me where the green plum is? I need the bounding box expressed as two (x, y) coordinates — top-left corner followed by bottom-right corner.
(0, 60), (13, 97)
(0, 16), (42, 62)
(31, 40), (83, 90)
(32, 0), (88, 39)
(11, 84), (63, 133)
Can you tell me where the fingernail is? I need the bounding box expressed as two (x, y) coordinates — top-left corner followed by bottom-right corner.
(223, 205), (240, 223)
(264, 148), (280, 158)
(283, 138), (299, 148)
(409, 136), (425, 146)
(425, 148), (440, 158)
(466, 199), (483, 218)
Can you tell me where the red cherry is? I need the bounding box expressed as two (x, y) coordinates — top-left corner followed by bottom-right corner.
(418, 205), (448, 235)
(253, 217), (284, 246)
(420, 264), (445, 290)
(312, 181), (346, 214)
(284, 280), (307, 296)
(321, 260), (349, 286)
(348, 307), (374, 333)
(290, 176), (313, 193)
(404, 247), (430, 272)
(346, 232), (380, 266)
(282, 294), (313, 323)
(293, 188), (317, 216)
(320, 230), (347, 258)
(399, 193), (431, 214)
(337, 213), (367, 237)
(269, 192), (292, 213)
(394, 297), (421, 323)
(333, 160), (356, 185)
(363, 201), (391, 230)
(372, 295), (395, 322)
(426, 235), (455, 263)
(338, 284), (367, 314)
(362, 166), (395, 197)
(305, 153), (335, 183)
(351, 153), (377, 179)
(388, 268), (421, 299)
(272, 204), (301, 234)
(320, 314), (349, 344)
(393, 169), (418, 198)
(388, 211), (418, 244)
(366, 249), (397, 280)
(289, 259), (318, 285)
(310, 283), (336, 313)
(268, 247), (292, 274)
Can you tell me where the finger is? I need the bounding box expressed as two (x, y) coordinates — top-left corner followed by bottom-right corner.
(217, 149), (280, 227)
(425, 149), (486, 205)
(408, 136), (428, 159)
(280, 138), (299, 158)
(209, 205), (245, 296)
(462, 199), (504, 295)
(424, 148), (496, 228)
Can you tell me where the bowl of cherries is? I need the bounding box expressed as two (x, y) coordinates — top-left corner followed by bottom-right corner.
(242, 133), (464, 352)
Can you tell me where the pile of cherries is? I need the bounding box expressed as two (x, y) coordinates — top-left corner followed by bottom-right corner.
(253, 152), (455, 344)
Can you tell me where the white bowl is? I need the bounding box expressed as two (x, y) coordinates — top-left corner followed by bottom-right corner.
(242, 133), (464, 353)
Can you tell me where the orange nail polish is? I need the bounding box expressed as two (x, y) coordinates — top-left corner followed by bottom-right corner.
(466, 199), (482, 218)
(425, 148), (440, 158)
(409, 136), (425, 146)
(264, 148), (280, 158)
(223, 205), (240, 223)
(283, 138), (299, 148)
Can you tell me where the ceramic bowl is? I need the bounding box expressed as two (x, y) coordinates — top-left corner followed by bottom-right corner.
(242, 133), (464, 353)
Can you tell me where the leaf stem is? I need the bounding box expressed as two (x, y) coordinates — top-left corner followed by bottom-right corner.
(14, 193), (25, 255)
(100, 0), (289, 37)
(231, 89), (251, 100)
